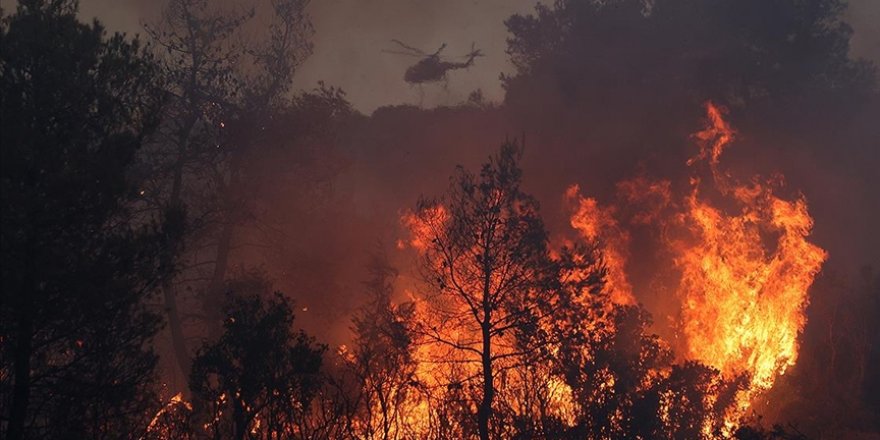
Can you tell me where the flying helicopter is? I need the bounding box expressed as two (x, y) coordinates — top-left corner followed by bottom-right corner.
(384, 39), (484, 85)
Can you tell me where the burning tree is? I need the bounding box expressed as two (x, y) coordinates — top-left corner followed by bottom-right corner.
(396, 105), (822, 438)
(560, 102), (828, 433)
(403, 142), (602, 440)
(543, 301), (746, 439)
(342, 251), (421, 440)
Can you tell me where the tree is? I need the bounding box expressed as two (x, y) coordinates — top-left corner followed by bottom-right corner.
(138, 0), (317, 383)
(763, 268), (880, 437)
(403, 142), (747, 439)
(189, 277), (325, 440)
(504, 0), (874, 112)
(0, 1), (177, 438)
(405, 142), (597, 440)
(345, 250), (420, 440)
(501, 0), (878, 187)
(533, 284), (745, 439)
(734, 423), (810, 440)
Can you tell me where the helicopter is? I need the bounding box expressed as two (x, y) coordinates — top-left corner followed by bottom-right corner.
(384, 39), (484, 85)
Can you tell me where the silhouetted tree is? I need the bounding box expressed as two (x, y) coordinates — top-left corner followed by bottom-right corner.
(189, 280), (325, 440)
(504, 0), (874, 114)
(501, 0), (878, 203)
(0, 1), (177, 438)
(764, 267), (880, 437)
(141, 393), (196, 440)
(407, 142), (599, 440)
(345, 250), (420, 440)
(734, 423), (810, 440)
(139, 0), (317, 381)
(534, 296), (747, 439)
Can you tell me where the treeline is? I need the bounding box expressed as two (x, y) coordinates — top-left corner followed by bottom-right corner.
(2, 0), (878, 439)
(141, 144), (792, 440)
(1, 0), (348, 438)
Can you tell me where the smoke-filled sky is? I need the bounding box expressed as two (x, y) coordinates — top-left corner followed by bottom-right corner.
(68, 0), (538, 111)
(4, 0), (876, 112)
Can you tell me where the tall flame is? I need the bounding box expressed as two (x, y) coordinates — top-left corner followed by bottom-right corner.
(675, 103), (827, 412)
(567, 102), (827, 423)
(396, 102), (826, 434)
(565, 186), (635, 305)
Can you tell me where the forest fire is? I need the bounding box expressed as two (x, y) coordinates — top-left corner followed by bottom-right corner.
(137, 102), (830, 437)
(395, 103), (828, 437)
(564, 103), (828, 428)
(4, 0), (877, 439)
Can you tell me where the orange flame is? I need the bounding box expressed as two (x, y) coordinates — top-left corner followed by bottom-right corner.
(688, 101), (735, 168)
(395, 102), (825, 434)
(399, 205), (448, 251)
(565, 185), (635, 305)
(674, 104), (827, 420)
(566, 102), (827, 425)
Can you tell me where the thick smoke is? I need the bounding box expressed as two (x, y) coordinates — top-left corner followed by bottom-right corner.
(59, 0), (879, 273)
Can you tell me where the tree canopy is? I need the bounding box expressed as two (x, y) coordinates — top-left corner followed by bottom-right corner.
(1, 1), (177, 437)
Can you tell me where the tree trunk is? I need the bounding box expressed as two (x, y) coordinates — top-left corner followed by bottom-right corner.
(478, 311), (493, 440)
(204, 219), (233, 340)
(7, 244), (36, 440)
(376, 382), (391, 440)
(203, 148), (244, 340)
(163, 285), (191, 384)
(7, 300), (33, 440)
(233, 398), (247, 440)
(163, 117), (196, 387)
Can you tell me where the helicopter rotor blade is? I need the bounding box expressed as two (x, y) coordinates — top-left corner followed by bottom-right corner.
(390, 39), (426, 56)
(459, 43), (484, 59)
(382, 49), (424, 57)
